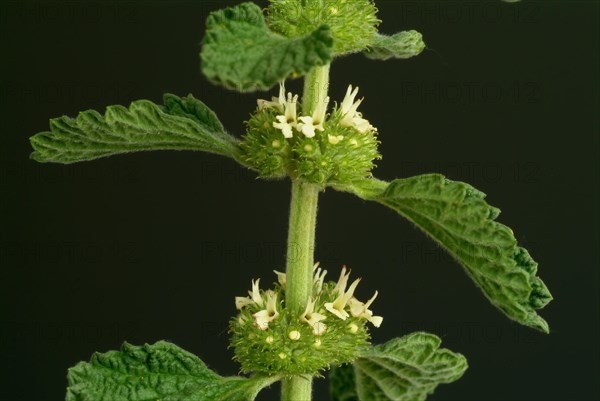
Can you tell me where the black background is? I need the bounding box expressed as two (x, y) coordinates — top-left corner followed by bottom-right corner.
(1, 1), (598, 400)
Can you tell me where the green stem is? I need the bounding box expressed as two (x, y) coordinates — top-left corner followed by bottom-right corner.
(285, 180), (320, 315)
(303, 63), (331, 114)
(281, 64), (330, 401)
(281, 375), (313, 401)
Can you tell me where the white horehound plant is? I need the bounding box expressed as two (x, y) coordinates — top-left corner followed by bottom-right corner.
(29, 1), (552, 400)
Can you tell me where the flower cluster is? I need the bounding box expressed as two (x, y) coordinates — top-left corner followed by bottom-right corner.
(240, 82), (381, 185)
(267, 0), (380, 55)
(230, 263), (382, 375)
(260, 82), (376, 142)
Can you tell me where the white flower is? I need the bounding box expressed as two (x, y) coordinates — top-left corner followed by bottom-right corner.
(273, 92), (299, 138)
(251, 279), (263, 306)
(257, 81), (286, 113)
(253, 289), (279, 330)
(340, 86), (359, 115)
(273, 270), (286, 286)
(234, 278), (264, 310)
(366, 313), (383, 328)
(351, 113), (376, 134)
(296, 116), (317, 138)
(339, 85), (376, 134)
(348, 291), (384, 328)
(235, 296), (254, 310)
(325, 267), (361, 320)
(273, 115), (294, 138)
(313, 263), (327, 294)
(311, 96), (330, 131)
(296, 96), (329, 138)
(301, 297), (327, 327)
(332, 266), (351, 296)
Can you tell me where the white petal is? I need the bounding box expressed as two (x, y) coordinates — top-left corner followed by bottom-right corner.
(301, 125), (316, 138)
(310, 312), (327, 324)
(341, 85), (359, 114)
(343, 278), (361, 303)
(364, 291), (378, 309)
(369, 315), (383, 327)
(353, 116), (375, 134)
(278, 81), (286, 105)
(285, 93), (298, 122)
(340, 98), (364, 128)
(324, 302), (349, 320)
(312, 96), (330, 125)
(282, 125), (294, 138)
(266, 291), (279, 317)
(235, 296), (254, 310)
(251, 279), (263, 306)
(348, 297), (365, 317)
(313, 267), (327, 294)
(273, 270), (286, 286)
(296, 116), (316, 138)
(257, 97), (282, 112)
(333, 266), (350, 295)
(252, 310), (272, 330)
(274, 119), (294, 138)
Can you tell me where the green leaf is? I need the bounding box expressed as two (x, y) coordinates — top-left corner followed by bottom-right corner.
(330, 364), (358, 401)
(333, 174), (552, 333)
(330, 332), (468, 401)
(200, 2), (333, 92)
(30, 94), (240, 164)
(66, 341), (279, 401)
(364, 31), (426, 61)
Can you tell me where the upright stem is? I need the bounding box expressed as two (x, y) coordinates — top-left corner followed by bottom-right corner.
(303, 64), (330, 114)
(285, 180), (320, 315)
(281, 64), (330, 401)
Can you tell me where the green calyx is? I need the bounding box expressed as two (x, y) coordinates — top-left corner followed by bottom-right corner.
(230, 266), (382, 376)
(239, 84), (381, 186)
(267, 0), (380, 55)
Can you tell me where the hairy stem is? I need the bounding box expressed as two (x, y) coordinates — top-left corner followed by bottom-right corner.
(303, 63), (331, 114)
(281, 375), (313, 401)
(285, 180), (320, 315)
(281, 64), (330, 401)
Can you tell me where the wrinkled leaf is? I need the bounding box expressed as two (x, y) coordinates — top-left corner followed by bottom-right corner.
(334, 174), (552, 333)
(330, 332), (467, 401)
(30, 94), (239, 164)
(330, 363), (358, 401)
(200, 2), (333, 92)
(66, 341), (279, 401)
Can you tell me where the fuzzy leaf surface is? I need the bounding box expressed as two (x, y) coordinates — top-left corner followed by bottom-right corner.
(334, 174), (552, 332)
(30, 94), (239, 164)
(330, 364), (359, 401)
(66, 341), (278, 401)
(330, 332), (467, 401)
(200, 2), (333, 92)
(364, 31), (426, 60)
